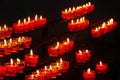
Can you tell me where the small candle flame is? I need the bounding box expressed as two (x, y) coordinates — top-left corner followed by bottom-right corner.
(88, 2), (91, 6)
(110, 18), (113, 24)
(67, 37), (70, 43)
(76, 19), (79, 23)
(60, 58), (63, 64)
(9, 38), (12, 44)
(23, 18), (27, 24)
(40, 16), (42, 20)
(10, 58), (14, 65)
(30, 49), (33, 56)
(65, 9), (67, 12)
(36, 70), (40, 74)
(83, 5), (86, 8)
(57, 42), (59, 47)
(18, 37), (21, 42)
(78, 50), (82, 55)
(44, 66), (47, 71)
(18, 19), (21, 25)
(87, 68), (91, 74)
(28, 16), (31, 23)
(49, 65), (52, 70)
(102, 22), (106, 28)
(35, 15), (38, 21)
(99, 61), (103, 66)
(31, 74), (34, 79)
(17, 58), (20, 64)
(3, 24), (7, 29)
(4, 39), (7, 46)
(56, 62), (59, 67)
(68, 8), (71, 12)
(72, 7), (75, 11)
(95, 28), (98, 32)
(86, 49), (88, 53)
(64, 42), (67, 45)
(71, 20), (74, 24)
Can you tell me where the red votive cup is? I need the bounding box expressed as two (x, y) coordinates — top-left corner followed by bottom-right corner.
(4, 39), (11, 55)
(96, 61), (108, 74)
(24, 36), (32, 48)
(76, 50), (86, 63)
(0, 66), (6, 79)
(4, 58), (18, 77)
(25, 49), (39, 67)
(25, 74), (39, 80)
(83, 68), (96, 80)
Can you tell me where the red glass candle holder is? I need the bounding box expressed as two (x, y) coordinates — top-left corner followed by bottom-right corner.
(17, 37), (24, 50)
(24, 36), (32, 48)
(10, 38), (18, 53)
(4, 39), (11, 55)
(32, 70), (45, 80)
(4, 59), (18, 77)
(25, 74), (39, 80)
(25, 49), (39, 67)
(0, 42), (4, 57)
(96, 61), (108, 74)
(83, 49), (92, 61)
(0, 66), (6, 79)
(83, 68), (96, 80)
(76, 50), (86, 63)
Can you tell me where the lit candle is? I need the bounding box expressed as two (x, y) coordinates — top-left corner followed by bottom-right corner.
(4, 39), (11, 55)
(16, 58), (25, 73)
(83, 68), (96, 80)
(0, 42), (4, 57)
(84, 49), (92, 60)
(91, 27), (101, 37)
(25, 49), (39, 67)
(27, 16), (34, 30)
(96, 61), (108, 74)
(76, 50), (86, 63)
(17, 37), (24, 50)
(25, 74), (38, 80)
(4, 58), (18, 76)
(24, 36), (32, 48)
(68, 20), (77, 31)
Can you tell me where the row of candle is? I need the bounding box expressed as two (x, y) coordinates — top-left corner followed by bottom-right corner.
(0, 58), (25, 79)
(0, 36), (32, 57)
(61, 2), (94, 19)
(13, 15), (47, 34)
(83, 61), (108, 80)
(48, 38), (74, 57)
(0, 24), (12, 39)
(76, 49), (92, 63)
(68, 17), (89, 32)
(25, 58), (69, 80)
(91, 18), (117, 37)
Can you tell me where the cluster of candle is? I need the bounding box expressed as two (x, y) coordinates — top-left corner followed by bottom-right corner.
(61, 2), (94, 19)
(83, 61), (108, 80)
(68, 17), (89, 32)
(0, 24), (12, 39)
(13, 15), (47, 34)
(91, 18), (117, 37)
(76, 49), (92, 63)
(0, 36), (32, 57)
(25, 49), (39, 67)
(25, 58), (70, 80)
(48, 38), (74, 57)
(0, 58), (25, 79)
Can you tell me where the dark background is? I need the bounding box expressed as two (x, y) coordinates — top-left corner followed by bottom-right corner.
(0, 0), (120, 80)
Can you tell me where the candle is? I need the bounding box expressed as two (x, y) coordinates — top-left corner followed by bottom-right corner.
(76, 50), (86, 63)
(84, 49), (92, 60)
(0, 66), (5, 79)
(27, 16), (34, 30)
(68, 20), (77, 31)
(91, 27), (101, 37)
(4, 58), (18, 76)
(24, 36), (32, 48)
(32, 70), (45, 80)
(83, 68), (96, 80)
(23, 18), (29, 32)
(16, 58), (25, 73)
(96, 61), (108, 74)
(4, 39), (11, 55)
(61, 9), (69, 19)
(3, 24), (12, 38)
(17, 37), (24, 50)
(25, 49), (39, 67)
(0, 42), (4, 57)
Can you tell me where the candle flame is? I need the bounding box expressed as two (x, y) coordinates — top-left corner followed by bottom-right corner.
(78, 50), (82, 55)
(57, 42), (59, 47)
(60, 58), (63, 64)
(49, 65), (52, 70)
(64, 42), (67, 45)
(71, 20), (74, 24)
(76, 19), (79, 23)
(17, 58), (20, 64)
(31, 74), (34, 78)
(28, 16), (31, 22)
(102, 22), (106, 28)
(44, 66), (47, 70)
(36, 70), (40, 74)
(86, 49), (88, 53)
(68, 8), (71, 12)
(4, 24), (7, 29)
(83, 5), (86, 8)
(4, 39), (7, 46)
(18, 37), (21, 42)
(35, 15), (38, 21)
(56, 62), (59, 67)
(40, 16), (42, 20)
(95, 28), (98, 32)
(9, 38), (12, 43)
(30, 49), (33, 56)
(23, 18), (26, 24)
(10, 58), (14, 65)
(99, 61), (103, 66)
(82, 17), (85, 21)
(87, 68), (91, 73)
(18, 19), (21, 25)
(110, 18), (113, 24)
(88, 2), (91, 6)
(72, 7), (75, 11)
(67, 37), (70, 43)
(65, 9), (67, 12)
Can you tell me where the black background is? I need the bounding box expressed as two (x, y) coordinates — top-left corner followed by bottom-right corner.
(0, 0), (120, 80)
